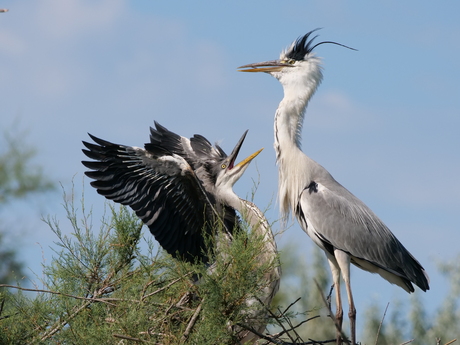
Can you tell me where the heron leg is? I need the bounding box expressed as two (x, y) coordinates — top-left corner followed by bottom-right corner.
(326, 254), (343, 345)
(334, 250), (356, 345)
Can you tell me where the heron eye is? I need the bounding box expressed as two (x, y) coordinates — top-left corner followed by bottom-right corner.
(221, 164), (227, 169)
(283, 59), (295, 65)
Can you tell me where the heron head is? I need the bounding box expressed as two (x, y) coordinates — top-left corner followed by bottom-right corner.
(238, 29), (355, 86)
(213, 131), (263, 191)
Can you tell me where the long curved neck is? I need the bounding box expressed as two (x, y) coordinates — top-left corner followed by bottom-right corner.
(274, 62), (322, 218)
(274, 91), (309, 158)
(220, 191), (276, 249)
(239, 199), (275, 245)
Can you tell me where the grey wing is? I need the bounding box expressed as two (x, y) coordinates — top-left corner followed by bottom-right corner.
(299, 177), (429, 292)
(82, 134), (214, 263)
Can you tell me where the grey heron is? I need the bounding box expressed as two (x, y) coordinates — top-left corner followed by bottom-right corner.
(82, 122), (280, 342)
(239, 31), (429, 344)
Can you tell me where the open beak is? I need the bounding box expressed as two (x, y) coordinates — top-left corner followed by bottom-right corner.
(227, 130), (263, 170)
(238, 60), (293, 73)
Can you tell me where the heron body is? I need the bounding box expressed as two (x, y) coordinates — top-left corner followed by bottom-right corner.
(82, 122), (280, 342)
(239, 31), (429, 344)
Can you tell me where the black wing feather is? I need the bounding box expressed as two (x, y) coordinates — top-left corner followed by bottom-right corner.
(82, 134), (215, 263)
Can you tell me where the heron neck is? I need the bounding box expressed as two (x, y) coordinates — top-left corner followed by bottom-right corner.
(239, 199), (275, 243)
(220, 193), (276, 250)
(274, 75), (320, 218)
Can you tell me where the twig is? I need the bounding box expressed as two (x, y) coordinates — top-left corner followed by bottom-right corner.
(269, 297), (303, 342)
(444, 340), (457, 345)
(37, 267), (120, 342)
(262, 298), (321, 344)
(0, 284), (117, 306)
(314, 280), (348, 343)
(39, 299), (92, 341)
(374, 302), (389, 345)
(237, 321), (338, 345)
(398, 339), (414, 345)
(181, 300), (203, 342)
(326, 284), (334, 311)
(281, 297), (302, 317)
(0, 312), (19, 321)
(113, 333), (148, 342)
(141, 272), (193, 301)
(268, 305), (297, 343)
(237, 322), (285, 344)
(282, 310), (303, 342)
(0, 297), (4, 316)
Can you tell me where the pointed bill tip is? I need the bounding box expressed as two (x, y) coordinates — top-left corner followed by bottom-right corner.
(235, 148), (263, 168)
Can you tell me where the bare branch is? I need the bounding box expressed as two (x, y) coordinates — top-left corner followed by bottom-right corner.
(141, 272), (193, 301)
(374, 302), (389, 345)
(113, 333), (148, 342)
(314, 280), (348, 343)
(0, 284), (117, 306)
(399, 339), (414, 345)
(181, 300), (203, 342)
(444, 340), (457, 345)
(237, 321), (338, 345)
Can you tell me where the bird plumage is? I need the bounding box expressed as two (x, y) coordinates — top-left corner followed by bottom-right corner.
(83, 133), (218, 263)
(239, 30), (429, 344)
(82, 122), (280, 342)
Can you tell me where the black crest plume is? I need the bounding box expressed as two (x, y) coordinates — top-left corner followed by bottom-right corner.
(286, 28), (357, 61)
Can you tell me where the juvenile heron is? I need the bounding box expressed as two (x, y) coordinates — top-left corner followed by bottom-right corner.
(239, 31), (429, 344)
(82, 122), (280, 342)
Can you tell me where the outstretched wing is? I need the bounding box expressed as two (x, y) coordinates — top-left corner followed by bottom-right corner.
(299, 170), (429, 293)
(82, 134), (215, 263)
(149, 121), (225, 167)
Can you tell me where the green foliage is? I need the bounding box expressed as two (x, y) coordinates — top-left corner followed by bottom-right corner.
(0, 233), (24, 284)
(0, 126), (54, 205)
(277, 243), (460, 344)
(272, 244), (336, 341)
(0, 186), (281, 344)
(358, 259), (460, 344)
(0, 124), (55, 284)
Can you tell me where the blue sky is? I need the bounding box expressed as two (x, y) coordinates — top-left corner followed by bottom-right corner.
(1, 0), (459, 335)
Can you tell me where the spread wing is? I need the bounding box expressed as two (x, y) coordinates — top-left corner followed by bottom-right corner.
(299, 172), (429, 292)
(82, 134), (215, 263)
(149, 121), (226, 167)
(150, 121), (227, 165)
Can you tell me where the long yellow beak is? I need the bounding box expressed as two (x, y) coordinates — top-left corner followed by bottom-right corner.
(235, 148), (264, 168)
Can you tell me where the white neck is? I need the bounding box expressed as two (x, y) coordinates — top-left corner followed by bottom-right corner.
(273, 58), (323, 218)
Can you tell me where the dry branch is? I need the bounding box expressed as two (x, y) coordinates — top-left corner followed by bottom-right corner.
(374, 302), (389, 345)
(181, 300), (203, 342)
(0, 284), (117, 306)
(113, 333), (149, 342)
(314, 280), (348, 344)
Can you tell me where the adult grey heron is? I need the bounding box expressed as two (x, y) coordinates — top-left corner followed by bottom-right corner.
(239, 30), (429, 344)
(82, 122), (280, 342)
